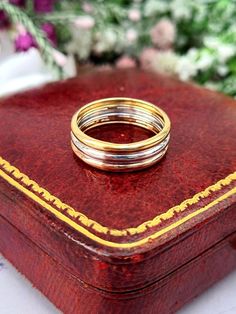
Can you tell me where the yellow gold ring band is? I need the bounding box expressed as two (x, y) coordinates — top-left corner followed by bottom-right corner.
(71, 97), (171, 171)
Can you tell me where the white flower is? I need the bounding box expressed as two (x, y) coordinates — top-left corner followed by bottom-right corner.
(195, 5), (207, 22)
(204, 37), (235, 63)
(176, 56), (198, 81)
(93, 28), (118, 54)
(74, 16), (95, 30)
(196, 53), (214, 71)
(52, 51), (76, 77)
(170, 0), (192, 20)
(52, 49), (67, 67)
(218, 44), (235, 63)
(66, 26), (92, 59)
(126, 29), (138, 44)
(217, 65), (228, 76)
(144, 0), (168, 17)
(177, 48), (214, 79)
(204, 37), (221, 49)
(82, 2), (94, 14)
(128, 9), (141, 22)
(187, 48), (198, 59)
(151, 50), (179, 75)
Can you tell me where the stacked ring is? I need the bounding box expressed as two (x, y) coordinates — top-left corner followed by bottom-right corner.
(71, 97), (171, 172)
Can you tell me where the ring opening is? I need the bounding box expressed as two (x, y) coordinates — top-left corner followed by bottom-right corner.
(71, 97), (171, 171)
(86, 123), (157, 144)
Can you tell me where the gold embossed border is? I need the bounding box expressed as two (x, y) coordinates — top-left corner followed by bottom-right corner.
(0, 155), (236, 248)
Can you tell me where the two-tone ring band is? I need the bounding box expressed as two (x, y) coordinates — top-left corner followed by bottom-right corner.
(71, 97), (171, 172)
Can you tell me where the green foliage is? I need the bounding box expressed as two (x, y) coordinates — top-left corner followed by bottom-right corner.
(2, 0), (236, 96)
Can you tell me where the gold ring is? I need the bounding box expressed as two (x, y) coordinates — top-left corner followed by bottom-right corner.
(71, 97), (171, 171)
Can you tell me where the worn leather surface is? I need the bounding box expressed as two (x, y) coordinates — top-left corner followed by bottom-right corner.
(0, 69), (236, 293)
(1, 213), (236, 314)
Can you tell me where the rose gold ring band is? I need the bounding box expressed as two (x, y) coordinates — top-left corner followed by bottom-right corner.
(71, 97), (171, 172)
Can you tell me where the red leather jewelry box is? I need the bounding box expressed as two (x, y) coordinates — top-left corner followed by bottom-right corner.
(0, 69), (236, 314)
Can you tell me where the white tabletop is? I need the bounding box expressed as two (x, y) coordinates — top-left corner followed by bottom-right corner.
(0, 254), (236, 314)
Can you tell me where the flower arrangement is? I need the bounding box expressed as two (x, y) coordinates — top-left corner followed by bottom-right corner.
(0, 0), (236, 96)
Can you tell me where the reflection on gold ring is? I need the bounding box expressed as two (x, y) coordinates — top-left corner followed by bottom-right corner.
(71, 97), (171, 172)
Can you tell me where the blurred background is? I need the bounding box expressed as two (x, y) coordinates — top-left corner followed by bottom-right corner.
(0, 0), (236, 96)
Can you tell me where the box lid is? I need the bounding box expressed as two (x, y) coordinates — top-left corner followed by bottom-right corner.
(0, 69), (236, 292)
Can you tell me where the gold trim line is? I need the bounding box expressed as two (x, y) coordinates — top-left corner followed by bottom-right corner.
(0, 156), (236, 248)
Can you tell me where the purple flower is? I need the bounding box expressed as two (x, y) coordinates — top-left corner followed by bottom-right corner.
(41, 22), (57, 46)
(34, 0), (55, 13)
(0, 10), (10, 29)
(15, 32), (37, 52)
(9, 0), (26, 7)
(0, 1), (26, 30)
